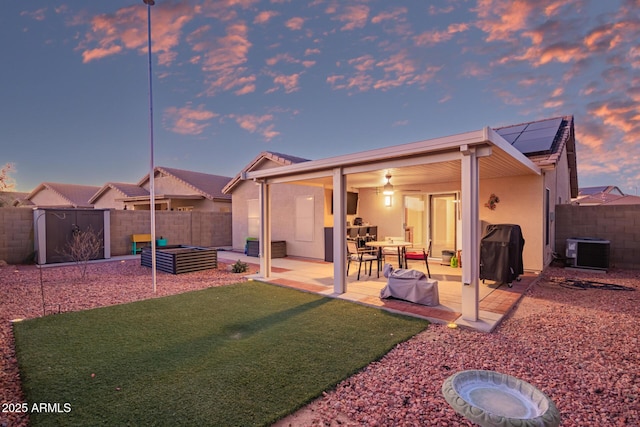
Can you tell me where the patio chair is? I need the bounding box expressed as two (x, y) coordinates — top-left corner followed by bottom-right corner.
(405, 240), (432, 278)
(347, 239), (379, 280)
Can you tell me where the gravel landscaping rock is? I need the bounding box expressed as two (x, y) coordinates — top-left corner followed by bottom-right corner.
(1, 261), (639, 426)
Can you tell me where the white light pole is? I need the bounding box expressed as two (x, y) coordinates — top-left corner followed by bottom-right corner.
(144, 0), (157, 292)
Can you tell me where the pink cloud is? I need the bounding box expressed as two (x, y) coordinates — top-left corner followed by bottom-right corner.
(331, 4), (369, 31)
(349, 55), (375, 72)
(191, 22), (256, 95)
(428, 5), (455, 15)
(164, 104), (217, 135)
(254, 10), (279, 24)
(474, 0), (535, 42)
(414, 23), (469, 46)
(229, 114), (279, 141)
(82, 45), (123, 63)
(285, 17), (305, 31)
(374, 51), (440, 90)
(461, 63), (490, 78)
(200, 0), (259, 22)
(265, 52), (297, 66)
(328, 50), (439, 93)
(371, 7), (407, 24)
(21, 8), (47, 21)
(78, 3), (195, 65)
(304, 48), (321, 56)
(590, 102), (637, 134)
(267, 73), (302, 94)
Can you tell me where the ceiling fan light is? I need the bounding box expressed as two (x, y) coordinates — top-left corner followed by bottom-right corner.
(383, 173), (394, 195)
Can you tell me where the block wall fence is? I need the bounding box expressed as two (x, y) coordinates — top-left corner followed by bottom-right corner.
(0, 208), (232, 264)
(1, 206), (638, 269)
(555, 204), (640, 270)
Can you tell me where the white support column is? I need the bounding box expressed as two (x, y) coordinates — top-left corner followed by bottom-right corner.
(103, 210), (111, 259)
(33, 209), (47, 265)
(259, 181), (272, 278)
(332, 168), (347, 294)
(460, 145), (480, 321)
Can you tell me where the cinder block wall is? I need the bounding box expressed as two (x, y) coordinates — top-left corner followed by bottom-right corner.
(0, 208), (34, 264)
(0, 208), (232, 263)
(555, 205), (640, 270)
(110, 210), (232, 256)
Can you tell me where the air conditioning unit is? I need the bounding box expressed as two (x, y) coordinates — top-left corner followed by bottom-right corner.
(565, 238), (610, 270)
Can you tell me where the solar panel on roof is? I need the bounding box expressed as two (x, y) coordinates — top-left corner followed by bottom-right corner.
(497, 123), (528, 134)
(498, 133), (520, 143)
(513, 136), (556, 154)
(517, 126), (559, 141)
(525, 117), (562, 131)
(495, 117), (564, 154)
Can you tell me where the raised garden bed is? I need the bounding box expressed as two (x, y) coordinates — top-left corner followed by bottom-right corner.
(246, 240), (287, 258)
(141, 245), (217, 274)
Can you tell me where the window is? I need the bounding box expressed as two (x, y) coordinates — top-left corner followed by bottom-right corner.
(176, 206), (193, 212)
(545, 188), (550, 246)
(247, 199), (259, 238)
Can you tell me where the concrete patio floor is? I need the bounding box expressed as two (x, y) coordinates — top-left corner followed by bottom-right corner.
(217, 250), (539, 333)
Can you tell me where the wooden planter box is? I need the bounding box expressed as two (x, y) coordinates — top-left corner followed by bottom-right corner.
(246, 240), (287, 258)
(141, 245), (217, 274)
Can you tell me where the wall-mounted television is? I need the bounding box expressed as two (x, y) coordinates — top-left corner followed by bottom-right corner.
(331, 191), (359, 215)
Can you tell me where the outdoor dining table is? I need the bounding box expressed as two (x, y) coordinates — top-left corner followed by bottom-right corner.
(365, 240), (413, 269)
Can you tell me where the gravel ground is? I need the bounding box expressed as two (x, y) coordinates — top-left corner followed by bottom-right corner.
(1, 260), (639, 426)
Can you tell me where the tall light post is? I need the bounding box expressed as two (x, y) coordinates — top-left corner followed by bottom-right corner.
(144, 0), (157, 292)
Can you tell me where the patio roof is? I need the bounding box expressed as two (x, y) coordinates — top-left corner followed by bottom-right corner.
(242, 126), (541, 327)
(242, 127), (540, 189)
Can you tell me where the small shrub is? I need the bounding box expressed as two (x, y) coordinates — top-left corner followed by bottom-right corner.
(231, 260), (249, 273)
(59, 226), (103, 280)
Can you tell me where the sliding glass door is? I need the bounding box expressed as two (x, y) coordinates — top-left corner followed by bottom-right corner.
(404, 193), (457, 257)
(430, 194), (457, 256)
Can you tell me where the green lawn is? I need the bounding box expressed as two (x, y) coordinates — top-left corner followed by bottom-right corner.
(14, 281), (428, 426)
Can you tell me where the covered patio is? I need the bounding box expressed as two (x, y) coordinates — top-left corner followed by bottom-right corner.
(217, 251), (538, 333)
(240, 127), (541, 329)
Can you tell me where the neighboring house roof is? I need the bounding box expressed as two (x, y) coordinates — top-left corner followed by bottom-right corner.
(138, 166), (232, 201)
(89, 182), (149, 204)
(578, 185), (625, 197)
(222, 151), (311, 194)
(604, 195), (640, 205)
(26, 182), (101, 208)
(0, 191), (29, 207)
(572, 185), (632, 205)
(494, 115), (578, 198)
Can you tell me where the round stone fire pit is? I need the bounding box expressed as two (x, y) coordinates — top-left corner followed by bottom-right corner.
(442, 370), (560, 427)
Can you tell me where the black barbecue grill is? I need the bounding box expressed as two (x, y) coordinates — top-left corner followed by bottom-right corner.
(480, 224), (525, 287)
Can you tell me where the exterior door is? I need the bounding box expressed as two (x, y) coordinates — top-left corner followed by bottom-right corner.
(44, 209), (105, 263)
(430, 194), (457, 256)
(403, 195), (426, 247)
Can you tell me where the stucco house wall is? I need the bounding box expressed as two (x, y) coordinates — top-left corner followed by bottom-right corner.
(30, 190), (69, 207)
(231, 180), (325, 259)
(357, 175), (549, 272)
(92, 188), (126, 210)
(480, 175), (543, 271)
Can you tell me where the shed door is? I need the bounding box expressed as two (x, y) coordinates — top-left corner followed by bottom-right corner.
(45, 210), (105, 263)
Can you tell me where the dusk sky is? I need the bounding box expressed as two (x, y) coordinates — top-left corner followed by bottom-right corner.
(3, 0), (639, 194)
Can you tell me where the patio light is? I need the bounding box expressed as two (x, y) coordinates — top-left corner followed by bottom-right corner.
(383, 173), (394, 195)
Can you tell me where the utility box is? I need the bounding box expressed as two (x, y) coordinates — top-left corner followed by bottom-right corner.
(566, 238), (610, 270)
